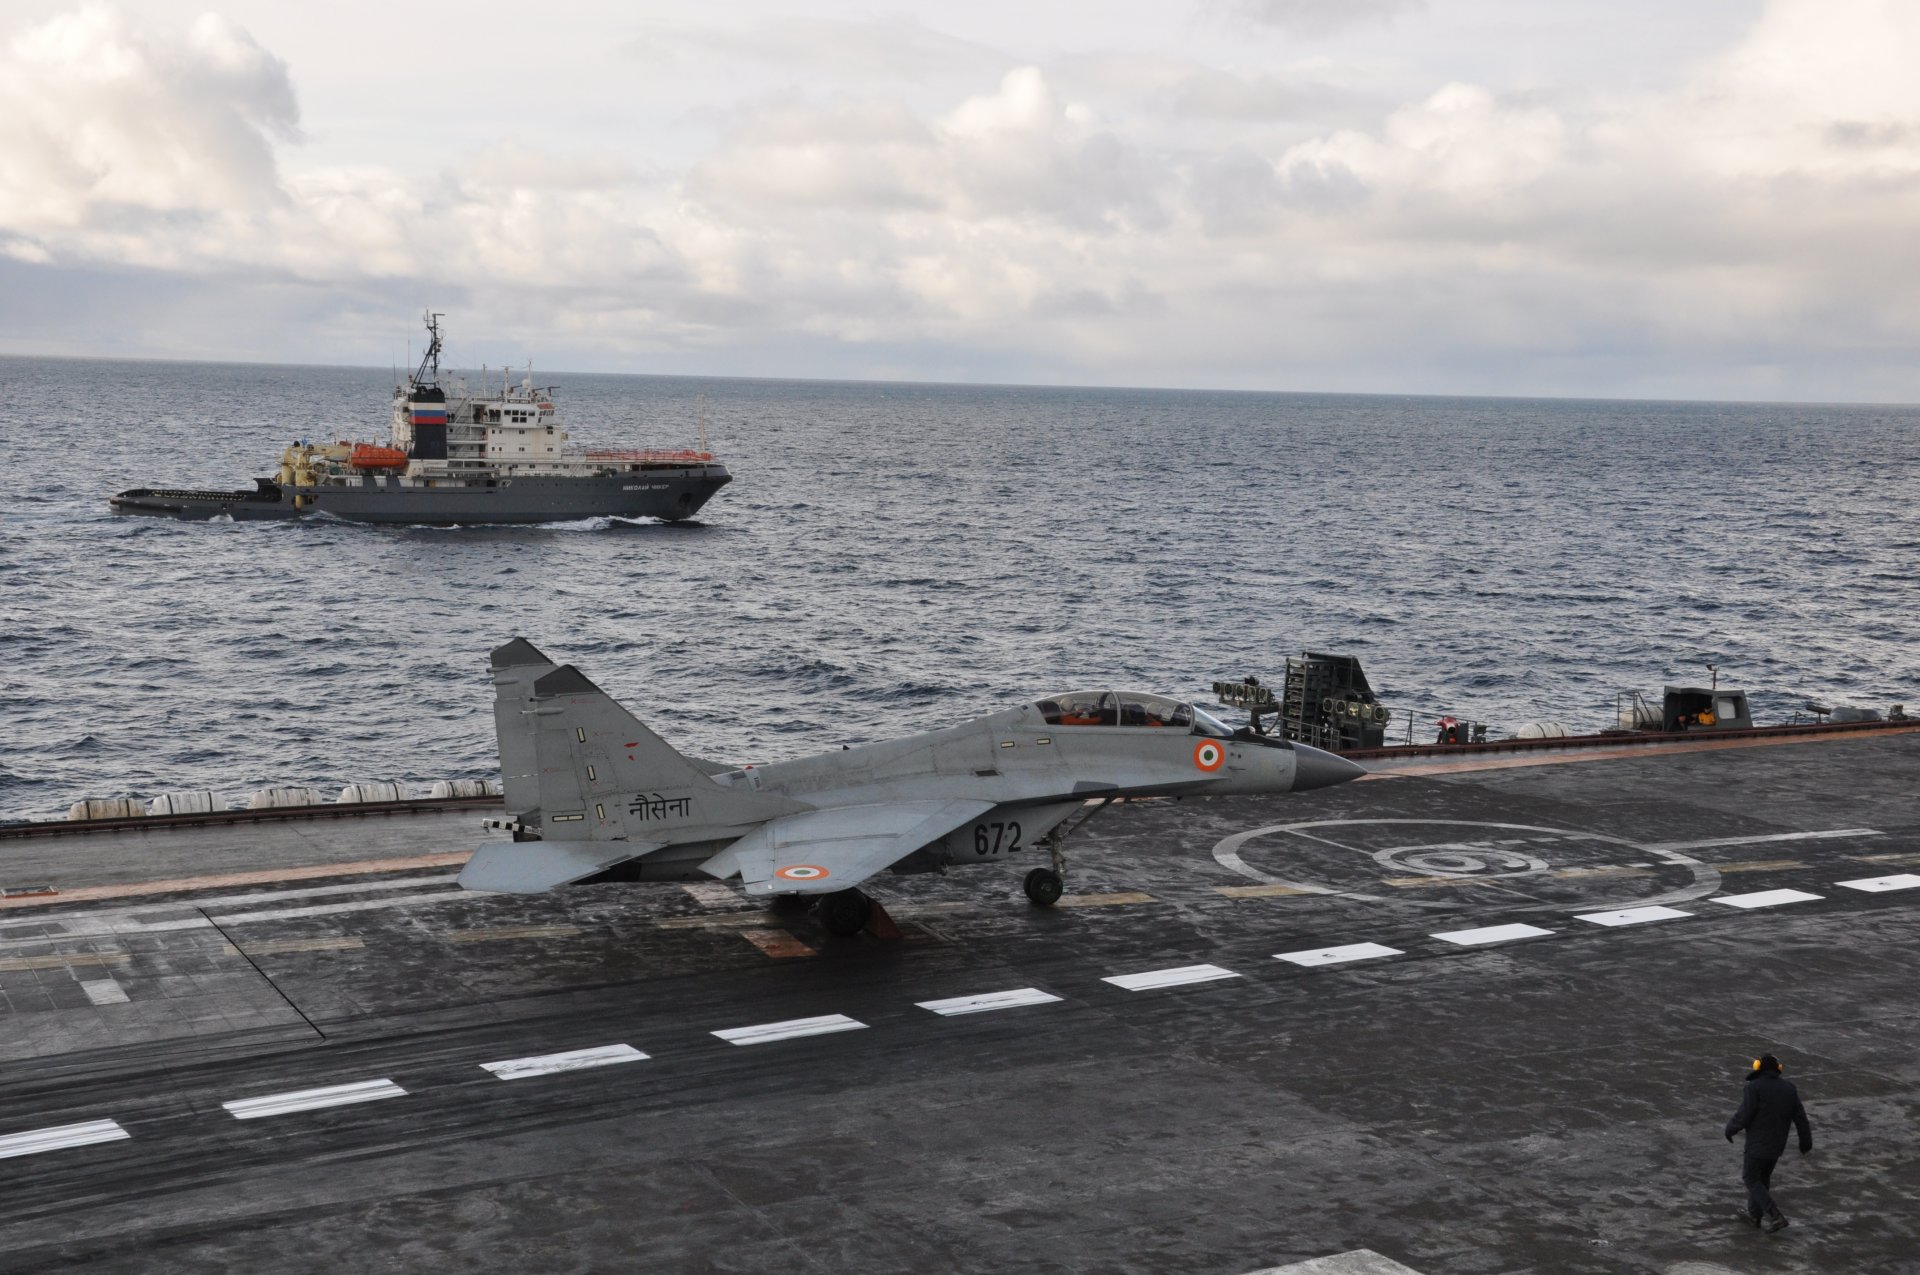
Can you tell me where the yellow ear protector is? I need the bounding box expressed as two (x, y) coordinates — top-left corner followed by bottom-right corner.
(1752, 1059), (1760, 1071)
(1751, 1056), (1785, 1072)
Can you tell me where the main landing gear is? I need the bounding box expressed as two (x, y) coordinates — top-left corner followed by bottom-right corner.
(1024, 797), (1114, 908)
(817, 888), (874, 937)
(1023, 868), (1064, 906)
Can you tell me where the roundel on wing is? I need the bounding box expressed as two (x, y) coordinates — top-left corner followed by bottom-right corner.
(774, 864), (830, 881)
(1193, 740), (1226, 772)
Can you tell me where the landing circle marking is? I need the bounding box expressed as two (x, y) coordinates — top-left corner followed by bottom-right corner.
(1209, 818), (1722, 913)
(774, 864), (829, 882)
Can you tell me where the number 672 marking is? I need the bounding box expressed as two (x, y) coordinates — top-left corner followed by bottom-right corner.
(972, 821), (1023, 855)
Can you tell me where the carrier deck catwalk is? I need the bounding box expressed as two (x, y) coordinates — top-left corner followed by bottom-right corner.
(1, 728), (1917, 1274)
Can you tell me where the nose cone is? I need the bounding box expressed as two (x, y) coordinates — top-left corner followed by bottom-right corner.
(1291, 742), (1368, 791)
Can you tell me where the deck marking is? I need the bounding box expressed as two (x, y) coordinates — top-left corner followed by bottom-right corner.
(444, 924), (582, 943)
(1710, 888), (1824, 910)
(658, 912), (772, 930)
(223, 936), (365, 957)
(0, 876), (465, 943)
(223, 1079), (407, 1119)
(0, 1120), (131, 1160)
(739, 928), (817, 958)
(680, 881), (741, 907)
(1574, 905), (1693, 927)
(481, 1044), (648, 1080)
(1102, 963), (1242, 991)
(1052, 891), (1156, 907)
(712, 1014), (867, 1046)
(1431, 922), (1556, 946)
(1645, 829), (1880, 853)
(1240, 1248), (1427, 1274)
(1212, 818), (1726, 914)
(1274, 942), (1403, 967)
(0, 951), (129, 972)
(1216, 883), (1313, 899)
(1550, 865), (1653, 880)
(1711, 859), (1806, 874)
(1849, 851), (1920, 866)
(81, 979), (131, 1005)
(0, 854), (473, 911)
(916, 988), (1062, 1016)
(213, 893), (476, 926)
(1834, 874), (1920, 893)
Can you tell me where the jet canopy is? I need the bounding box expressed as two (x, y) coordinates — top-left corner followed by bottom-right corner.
(1034, 691), (1235, 736)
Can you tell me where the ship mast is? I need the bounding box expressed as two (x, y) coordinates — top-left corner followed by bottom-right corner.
(413, 311), (444, 388)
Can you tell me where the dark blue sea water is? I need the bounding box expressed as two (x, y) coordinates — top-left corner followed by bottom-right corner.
(1, 355), (1915, 821)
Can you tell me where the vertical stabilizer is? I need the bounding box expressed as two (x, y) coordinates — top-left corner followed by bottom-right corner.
(527, 664), (732, 842)
(491, 638), (556, 824)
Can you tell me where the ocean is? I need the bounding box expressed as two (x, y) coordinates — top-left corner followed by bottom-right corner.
(1, 355), (1915, 821)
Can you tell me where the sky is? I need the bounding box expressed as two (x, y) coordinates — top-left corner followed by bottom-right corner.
(2, 0), (1918, 400)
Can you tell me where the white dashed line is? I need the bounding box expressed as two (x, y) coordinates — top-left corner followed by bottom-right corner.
(712, 1014), (867, 1046)
(1101, 963), (1241, 991)
(81, 979), (131, 1005)
(1835, 874), (1920, 893)
(1574, 905), (1694, 927)
(1710, 889), (1824, 910)
(1274, 942), (1403, 967)
(1431, 922), (1556, 946)
(480, 1044), (649, 1080)
(916, 988), (1063, 1016)
(0, 1119), (131, 1159)
(222, 1079), (408, 1119)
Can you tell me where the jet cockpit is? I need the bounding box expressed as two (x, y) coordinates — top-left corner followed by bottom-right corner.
(1033, 691), (1237, 736)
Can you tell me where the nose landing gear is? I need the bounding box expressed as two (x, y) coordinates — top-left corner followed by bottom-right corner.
(1023, 867), (1064, 906)
(1024, 797), (1113, 908)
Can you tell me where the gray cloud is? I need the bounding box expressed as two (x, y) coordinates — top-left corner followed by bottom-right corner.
(5, 1), (1920, 403)
(628, 14), (1010, 84)
(1217, 0), (1426, 38)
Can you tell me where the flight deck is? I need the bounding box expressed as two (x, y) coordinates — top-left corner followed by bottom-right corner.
(1, 729), (1916, 1274)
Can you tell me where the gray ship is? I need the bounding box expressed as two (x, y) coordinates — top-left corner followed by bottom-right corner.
(109, 314), (731, 525)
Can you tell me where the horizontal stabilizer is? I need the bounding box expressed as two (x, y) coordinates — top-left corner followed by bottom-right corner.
(459, 840), (660, 893)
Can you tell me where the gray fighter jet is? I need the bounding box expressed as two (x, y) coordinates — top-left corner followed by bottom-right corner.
(460, 639), (1367, 934)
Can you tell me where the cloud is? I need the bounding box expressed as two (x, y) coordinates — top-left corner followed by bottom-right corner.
(628, 14), (1009, 85)
(0, 6), (298, 239)
(4, 1), (1920, 400)
(1218, 0), (1425, 38)
(690, 68), (1165, 233)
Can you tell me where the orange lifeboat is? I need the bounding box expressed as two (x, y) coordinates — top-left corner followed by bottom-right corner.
(350, 444), (409, 470)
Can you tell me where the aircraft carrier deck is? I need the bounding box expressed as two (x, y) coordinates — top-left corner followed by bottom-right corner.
(2, 727), (1916, 1274)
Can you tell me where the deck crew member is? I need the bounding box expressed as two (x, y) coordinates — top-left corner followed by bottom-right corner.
(1724, 1053), (1812, 1232)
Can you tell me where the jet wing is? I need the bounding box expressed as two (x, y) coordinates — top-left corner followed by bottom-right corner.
(704, 799), (995, 896)
(459, 839), (667, 893)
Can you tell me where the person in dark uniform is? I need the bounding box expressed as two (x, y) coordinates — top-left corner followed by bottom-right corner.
(1725, 1053), (1812, 1231)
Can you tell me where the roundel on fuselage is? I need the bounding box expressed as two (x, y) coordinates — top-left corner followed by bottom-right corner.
(1193, 739), (1226, 772)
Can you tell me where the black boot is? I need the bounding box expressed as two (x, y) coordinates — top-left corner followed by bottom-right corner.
(1765, 1209), (1790, 1233)
(1734, 1209), (1760, 1227)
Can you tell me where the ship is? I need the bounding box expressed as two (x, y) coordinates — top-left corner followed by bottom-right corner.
(108, 314), (732, 525)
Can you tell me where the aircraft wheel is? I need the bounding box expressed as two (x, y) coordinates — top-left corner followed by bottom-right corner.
(818, 889), (873, 937)
(1023, 867), (1064, 907)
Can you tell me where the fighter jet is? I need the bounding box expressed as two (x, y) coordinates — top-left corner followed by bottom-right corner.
(460, 639), (1367, 934)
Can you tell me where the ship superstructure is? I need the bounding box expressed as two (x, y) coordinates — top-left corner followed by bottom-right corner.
(111, 314), (731, 525)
